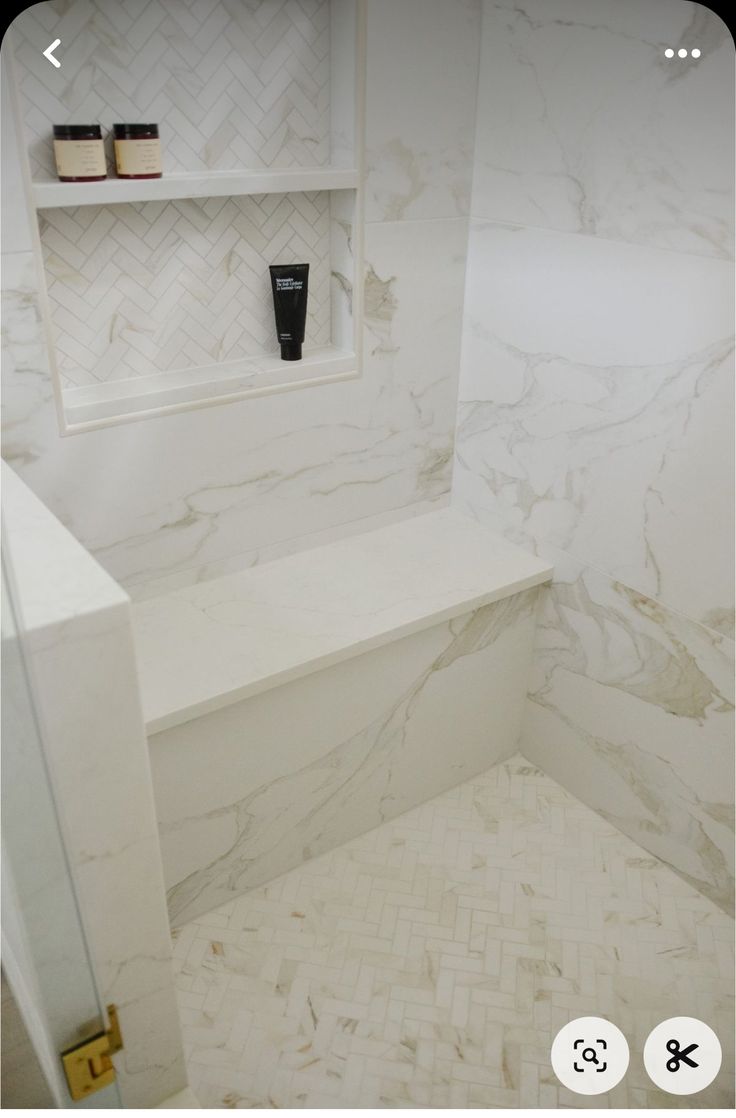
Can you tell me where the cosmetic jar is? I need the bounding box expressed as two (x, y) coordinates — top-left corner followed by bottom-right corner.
(52, 124), (106, 182)
(113, 123), (162, 179)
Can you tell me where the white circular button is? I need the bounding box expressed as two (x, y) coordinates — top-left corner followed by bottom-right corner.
(664, 48), (675, 58)
(551, 1017), (629, 1095)
(691, 47), (701, 58)
(678, 47), (688, 57)
(643, 1017), (722, 1096)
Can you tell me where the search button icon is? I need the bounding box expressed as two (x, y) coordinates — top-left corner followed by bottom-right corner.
(551, 1017), (629, 1095)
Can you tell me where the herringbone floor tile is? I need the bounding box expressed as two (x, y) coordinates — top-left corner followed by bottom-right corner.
(172, 756), (734, 1108)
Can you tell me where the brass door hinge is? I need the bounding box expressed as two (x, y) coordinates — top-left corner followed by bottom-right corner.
(61, 1004), (124, 1101)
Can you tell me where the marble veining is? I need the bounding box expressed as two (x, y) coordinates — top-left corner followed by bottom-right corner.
(126, 498), (449, 603)
(156, 589), (539, 925)
(364, 0), (481, 222)
(3, 0), (479, 599)
(454, 221), (734, 637)
(452, 0), (734, 919)
(132, 508), (551, 732)
(3, 214), (469, 599)
(172, 757), (735, 1109)
(2, 466), (187, 1106)
(472, 0), (734, 259)
(523, 548), (734, 913)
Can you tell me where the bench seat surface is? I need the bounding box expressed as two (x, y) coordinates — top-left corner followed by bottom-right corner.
(132, 508), (552, 733)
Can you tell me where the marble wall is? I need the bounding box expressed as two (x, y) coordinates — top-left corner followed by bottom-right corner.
(452, 0), (735, 911)
(149, 588), (540, 927)
(2, 465), (188, 1106)
(1, 0), (481, 599)
(4, 0), (732, 921)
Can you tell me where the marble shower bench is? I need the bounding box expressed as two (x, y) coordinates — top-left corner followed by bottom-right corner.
(131, 509), (552, 926)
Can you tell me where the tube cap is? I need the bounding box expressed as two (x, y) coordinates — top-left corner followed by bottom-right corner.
(280, 342), (302, 361)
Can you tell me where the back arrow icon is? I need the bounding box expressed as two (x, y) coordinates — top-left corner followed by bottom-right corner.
(43, 39), (61, 68)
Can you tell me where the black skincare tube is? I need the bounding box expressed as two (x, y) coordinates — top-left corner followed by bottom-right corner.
(269, 263), (309, 361)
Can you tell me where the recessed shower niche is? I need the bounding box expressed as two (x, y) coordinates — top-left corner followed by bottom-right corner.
(7, 0), (365, 431)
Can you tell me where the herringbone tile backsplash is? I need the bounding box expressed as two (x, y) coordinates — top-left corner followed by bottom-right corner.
(13, 0), (330, 180)
(40, 192), (332, 387)
(13, 0), (336, 387)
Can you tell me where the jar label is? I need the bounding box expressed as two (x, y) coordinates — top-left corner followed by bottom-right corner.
(114, 138), (162, 176)
(53, 139), (106, 178)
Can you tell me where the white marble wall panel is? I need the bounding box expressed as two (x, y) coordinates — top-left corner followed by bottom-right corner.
(2, 466), (188, 1106)
(521, 548), (734, 913)
(452, 0), (734, 910)
(25, 608), (188, 1103)
(2, 588), (114, 1107)
(2, 1), (480, 600)
(365, 0), (481, 221)
(454, 222), (734, 636)
(3, 215), (468, 595)
(472, 0), (734, 259)
(127, 497), (448, 602)
(149, 588), (540, 926)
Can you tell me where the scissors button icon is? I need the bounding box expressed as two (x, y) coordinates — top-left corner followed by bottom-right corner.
(644, 1017), (721, 1095)
(666, 1039), (699, 1072)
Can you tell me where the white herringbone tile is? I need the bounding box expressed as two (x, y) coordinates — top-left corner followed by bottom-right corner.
(13, 0), (330, 180)
(40, 192), (331, 386)
(172, 756), (734, 1109)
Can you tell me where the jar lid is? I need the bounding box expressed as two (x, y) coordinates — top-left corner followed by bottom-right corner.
(113, 123), (159, 137)
(53, 124), (102, 138)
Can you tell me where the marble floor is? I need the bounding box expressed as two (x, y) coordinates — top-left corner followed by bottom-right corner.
(171, 756), (734, 1109)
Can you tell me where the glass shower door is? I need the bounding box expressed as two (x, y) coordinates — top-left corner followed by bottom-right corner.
(1, 547), (122, 1108)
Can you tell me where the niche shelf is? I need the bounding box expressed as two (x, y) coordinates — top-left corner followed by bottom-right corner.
(61, 344), (357, 427)
(9, 0), (365, 434)
(31, 167), (361, 210)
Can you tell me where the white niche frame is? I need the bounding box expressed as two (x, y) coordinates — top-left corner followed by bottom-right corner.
(7, 0), (366, 434)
